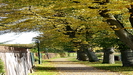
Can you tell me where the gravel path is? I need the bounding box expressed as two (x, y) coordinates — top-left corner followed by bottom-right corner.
(51, 58), (122, 75)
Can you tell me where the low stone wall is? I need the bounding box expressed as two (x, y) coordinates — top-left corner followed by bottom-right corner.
(0, 46), (32, 75)
(42, 53), (60, 59)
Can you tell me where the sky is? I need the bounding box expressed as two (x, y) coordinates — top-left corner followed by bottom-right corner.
(0, 4), (40, 44)
(0, 32), (39, 44)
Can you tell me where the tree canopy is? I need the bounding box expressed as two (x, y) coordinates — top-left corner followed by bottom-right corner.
(1, 0), (133, 50)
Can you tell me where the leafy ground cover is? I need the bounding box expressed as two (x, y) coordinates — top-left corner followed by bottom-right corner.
(29, 60), (59, 75)
(68, 57), (133, 75)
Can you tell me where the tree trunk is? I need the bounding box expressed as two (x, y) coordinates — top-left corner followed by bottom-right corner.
(84, 47), (99, 62)
(77, 50), (88, 61)
(120, 49), (133, 67)
(102, 47), (115, 64)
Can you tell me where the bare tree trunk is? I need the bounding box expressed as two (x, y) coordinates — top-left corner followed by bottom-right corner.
(77, 44), (99, 62)
(84, 47), (99, 62)
(120, 49), (133, 67)
(77, 50), (88, 61)
(102, 47), (115, 64)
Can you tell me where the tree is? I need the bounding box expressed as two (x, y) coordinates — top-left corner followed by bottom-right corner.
(93, 31), (117, 64)
(2, 0), (133, 66)
(92, 0), (133, 66)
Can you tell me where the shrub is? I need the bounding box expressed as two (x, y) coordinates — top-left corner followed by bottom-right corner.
(0, 59), (5, 75)
(34, 56), (39, 62)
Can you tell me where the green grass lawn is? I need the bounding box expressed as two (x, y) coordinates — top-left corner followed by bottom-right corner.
(68, 57), (133, 75)
(29, 60), (59, 75)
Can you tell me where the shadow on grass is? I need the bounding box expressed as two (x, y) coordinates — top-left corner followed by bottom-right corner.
(44, 61), (80, 64)
(46, 61), (78, 62)
(72, 59), (133, 72)
(35, 66), (122, 72)
(95, 66), (133, 72)
(35, 66), (57, 72)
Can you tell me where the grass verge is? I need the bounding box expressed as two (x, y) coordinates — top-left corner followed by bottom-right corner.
(68, 57), (133, 75)
(29, 60), (59, 75)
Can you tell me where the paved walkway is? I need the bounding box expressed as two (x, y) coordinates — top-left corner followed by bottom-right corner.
(51, 58), (122, 75)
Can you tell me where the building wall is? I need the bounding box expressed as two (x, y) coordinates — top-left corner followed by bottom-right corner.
(0, 46), (32, 75)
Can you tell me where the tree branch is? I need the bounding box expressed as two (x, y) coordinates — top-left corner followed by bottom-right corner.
(128, 5), (133, 27)
(99, 9), (133, 50)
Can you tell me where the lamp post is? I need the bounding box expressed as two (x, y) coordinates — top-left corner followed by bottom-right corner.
(35, 40), (41, 64)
